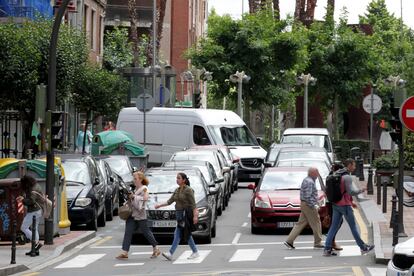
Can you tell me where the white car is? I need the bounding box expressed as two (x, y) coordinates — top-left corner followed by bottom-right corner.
(387, 237), (414, 275)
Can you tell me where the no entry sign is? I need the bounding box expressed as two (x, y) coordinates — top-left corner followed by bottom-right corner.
(400, 96), (414, 132)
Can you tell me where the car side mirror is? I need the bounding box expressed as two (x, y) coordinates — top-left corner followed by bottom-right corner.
(256, 137), (262, 145)
(232, 157), (240, 164)
(209, 185), (219, 195)
(94, 177), (100, 185)
(214, 178), (224, 184)
(222, 167), (230, 173)
(247, 183), (256, 190)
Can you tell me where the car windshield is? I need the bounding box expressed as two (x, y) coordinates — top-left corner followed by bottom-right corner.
(208, 125), (258, 146)
(260, 171), (322, 191)
(172, 152), (219, 172)
(62, 161), (91, 185)
(276, 160), (330, 178)
(282, 135), (331, 151)
(104, 157), (133, 182)
(277, 151), (329, 163)
(147, 173), (206, 199)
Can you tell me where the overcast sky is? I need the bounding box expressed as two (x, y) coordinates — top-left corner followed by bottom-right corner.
(208, 0), (414, 29)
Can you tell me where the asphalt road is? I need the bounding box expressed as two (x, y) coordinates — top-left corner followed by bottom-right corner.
(17, 188), (388, 276)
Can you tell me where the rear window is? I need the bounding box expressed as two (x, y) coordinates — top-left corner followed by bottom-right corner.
(282, 135), (331, 152)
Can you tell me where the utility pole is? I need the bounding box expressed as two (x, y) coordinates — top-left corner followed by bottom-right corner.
(297, 73), (317, 128)
(230, 71), (250, 120)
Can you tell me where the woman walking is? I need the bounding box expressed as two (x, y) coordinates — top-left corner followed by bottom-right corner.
(116, 171), (160, 259)
(155, 172), (199, 261)
(17, 175), (43, 255)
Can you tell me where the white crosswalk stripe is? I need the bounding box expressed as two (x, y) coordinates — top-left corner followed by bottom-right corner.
(114, 263), (145, 267)
(55, 254), (106, 269)
(367, 267), (387, 275)
(173, 250), (211, 264)
(229, 249), (263, 262)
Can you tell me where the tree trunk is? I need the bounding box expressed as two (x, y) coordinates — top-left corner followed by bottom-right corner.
(294, 0), (302, 20)
(305, 0), (317, 22)
(273, 0), (280, 20)
(82, 110), (91, 154)
(326, 0), (335, 20)
(294, 0), (317, 24)
(249, 0), (260, 13)
(128, 0), (139, 67)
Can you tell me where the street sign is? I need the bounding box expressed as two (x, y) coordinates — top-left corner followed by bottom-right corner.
(136, 93), (154, 112)
(400, 96), (414, 131)
(363, 94), (382, 114)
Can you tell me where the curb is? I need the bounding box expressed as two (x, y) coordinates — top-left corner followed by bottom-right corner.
(0, 231), (96, 276)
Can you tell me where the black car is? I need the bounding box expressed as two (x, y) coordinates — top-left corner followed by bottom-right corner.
(101, 155), (135, 188)
(96, 159), (120, 221)
(145, 167), (218, 243)
(162, 160), (224, 216)
(61, 155), (106, 231)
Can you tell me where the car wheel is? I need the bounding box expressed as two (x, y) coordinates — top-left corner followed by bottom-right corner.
(217, 205), (222, 216)
(234, 182), (238, 191)
(87, 209), (98, 231)
(98, 205), (106, 227)
(225, 194), (229, 207)
(113, 199), (119, 216)
(222, 197), (226, 211)
(106, 199), (113, 221)
(202, 231), (212, 244)
(211, 223), (216, 238)
(251, 224), (260, 234)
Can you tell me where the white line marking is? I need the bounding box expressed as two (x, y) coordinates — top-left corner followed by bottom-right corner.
(407, 109), (414, 118)
(248, 212), (251, 218)
(173, 250), (211, 264)
(229, 249), (263, 262)
(232, 233), (242, 244)
(55, 254), (105, 269)
(367, 267), (387, 276)
(131, 251), (153, 255)
(338, 245), (362, 257)
(114, 263), (144, 267)
(284, 256), (312, 260)
(292, 246), (316, 250)
(242, 222), (248, 227)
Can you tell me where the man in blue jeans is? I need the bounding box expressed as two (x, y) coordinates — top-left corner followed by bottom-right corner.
(323, 158), (375, 256)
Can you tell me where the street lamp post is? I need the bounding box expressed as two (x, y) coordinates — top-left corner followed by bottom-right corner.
(230, 71), (250, 120)
(297, 73), (317, 128)
(179, 71), (193, 107)
(386, 75), (407, 237)
(202, 71), (212, 109)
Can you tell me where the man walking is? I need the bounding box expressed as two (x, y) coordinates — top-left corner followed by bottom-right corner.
(323, 158), (374, 256)
(284, 167), (324, 249)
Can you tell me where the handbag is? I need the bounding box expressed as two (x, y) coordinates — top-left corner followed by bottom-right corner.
(118, 202), (132, 220)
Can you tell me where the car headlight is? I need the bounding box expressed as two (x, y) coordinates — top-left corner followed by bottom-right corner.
(318, 197), (326, 207)
(198, 207), (208, 217)
(254, 197), (270, 208)
(75, 197), (92, 207)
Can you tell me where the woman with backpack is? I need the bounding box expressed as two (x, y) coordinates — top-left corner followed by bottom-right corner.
(155, 172), (200, 261)
(116, 171), (160, 260)
(17, 175), (43, 255)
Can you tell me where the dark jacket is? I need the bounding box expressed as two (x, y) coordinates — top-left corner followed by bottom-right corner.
(181, 207), (196, 241)
(22, 184), (42, 213)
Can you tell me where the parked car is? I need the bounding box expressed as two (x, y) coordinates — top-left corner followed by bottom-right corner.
(387, 237), (414, 275)
(274, 147), (332, 165)
(249, 167), (328, 234)
(264, 143), (312, 167)
(100, 155), (135, 188)
(275, 159), (331, 183)
(145, 167), (219, 243)
(162, 160), (225, 215)
(95, 159), (120, 221)
(280, 128), (335, 162)
(61, 155), (106, 231)
(170, 149), (231, 207)
(190, 145), (239, 192)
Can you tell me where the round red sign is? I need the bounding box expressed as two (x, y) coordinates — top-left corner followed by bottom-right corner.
(400, 96), (414, 132)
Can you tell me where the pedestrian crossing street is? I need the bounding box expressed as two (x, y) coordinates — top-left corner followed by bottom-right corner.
(53, 245), (381, 270)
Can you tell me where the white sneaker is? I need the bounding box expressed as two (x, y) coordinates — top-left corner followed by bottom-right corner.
(162, 251), (172, 261)
(187, 252), (200, 259)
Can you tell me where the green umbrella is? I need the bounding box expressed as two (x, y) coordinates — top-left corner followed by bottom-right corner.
(94, 130), (134, 146)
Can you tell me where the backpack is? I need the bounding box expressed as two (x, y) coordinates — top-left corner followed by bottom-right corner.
(32, 190), (53, 219)
(325, 171), (347, 203)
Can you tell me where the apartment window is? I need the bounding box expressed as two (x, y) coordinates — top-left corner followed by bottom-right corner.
(91, 10), (96, 50)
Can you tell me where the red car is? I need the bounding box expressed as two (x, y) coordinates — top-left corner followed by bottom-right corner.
(249, 167), (329, 234)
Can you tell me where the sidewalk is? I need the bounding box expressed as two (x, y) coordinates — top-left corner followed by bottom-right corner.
(0, 230), (96, 276)
(356, 169), (413, 264)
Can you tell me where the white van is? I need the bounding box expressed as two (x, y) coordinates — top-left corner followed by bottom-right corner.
(280, 128), (335, 161)
(117, 107), (267, 183)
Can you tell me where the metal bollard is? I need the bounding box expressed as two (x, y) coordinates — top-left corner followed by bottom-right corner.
(357, 158), (365, 181)
(377, 174), (381, 205)
(382, 180), (388, 213)
(390, 194), (397, 228)
(392, 195), (399, 246)
(30, 215), (37, 257)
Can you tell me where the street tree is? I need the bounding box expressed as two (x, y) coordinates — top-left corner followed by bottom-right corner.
(103, 27), (133, 71)
(72, 65), (129, 152)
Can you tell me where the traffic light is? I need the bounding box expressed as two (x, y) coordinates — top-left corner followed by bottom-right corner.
(46, 111), (65, 151)
(193, 92), (202, 108)
(389, 107), (402, 144)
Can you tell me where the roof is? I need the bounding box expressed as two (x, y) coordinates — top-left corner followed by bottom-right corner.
(265, 167), (309, 173)
(278, 147), (328, 153)
(283, 128), (329, 135)
(119, 107), (244, 126)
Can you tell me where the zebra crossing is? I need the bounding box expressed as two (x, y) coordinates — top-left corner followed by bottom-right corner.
(53, 245), (375, 269)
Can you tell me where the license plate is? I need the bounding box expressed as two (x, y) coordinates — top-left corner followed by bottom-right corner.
(277, 222), (295, 228)
(152, 220), (177, 227)
(249, 174), (261, 179)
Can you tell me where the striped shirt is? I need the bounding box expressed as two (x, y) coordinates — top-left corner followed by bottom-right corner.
(300, 176), (318, 208)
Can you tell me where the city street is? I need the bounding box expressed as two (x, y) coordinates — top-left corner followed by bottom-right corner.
(17, 188), (388, 276)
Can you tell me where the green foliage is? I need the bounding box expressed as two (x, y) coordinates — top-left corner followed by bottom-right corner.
(187, 9), (307, 111)
(332, 139), (369, 162)
(373, 151), (398, 169)
(404, 132), (414, 170)
(103, 27), (133, 71)
(73, 65), (129, 120)
(0, 19), (88, 112)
